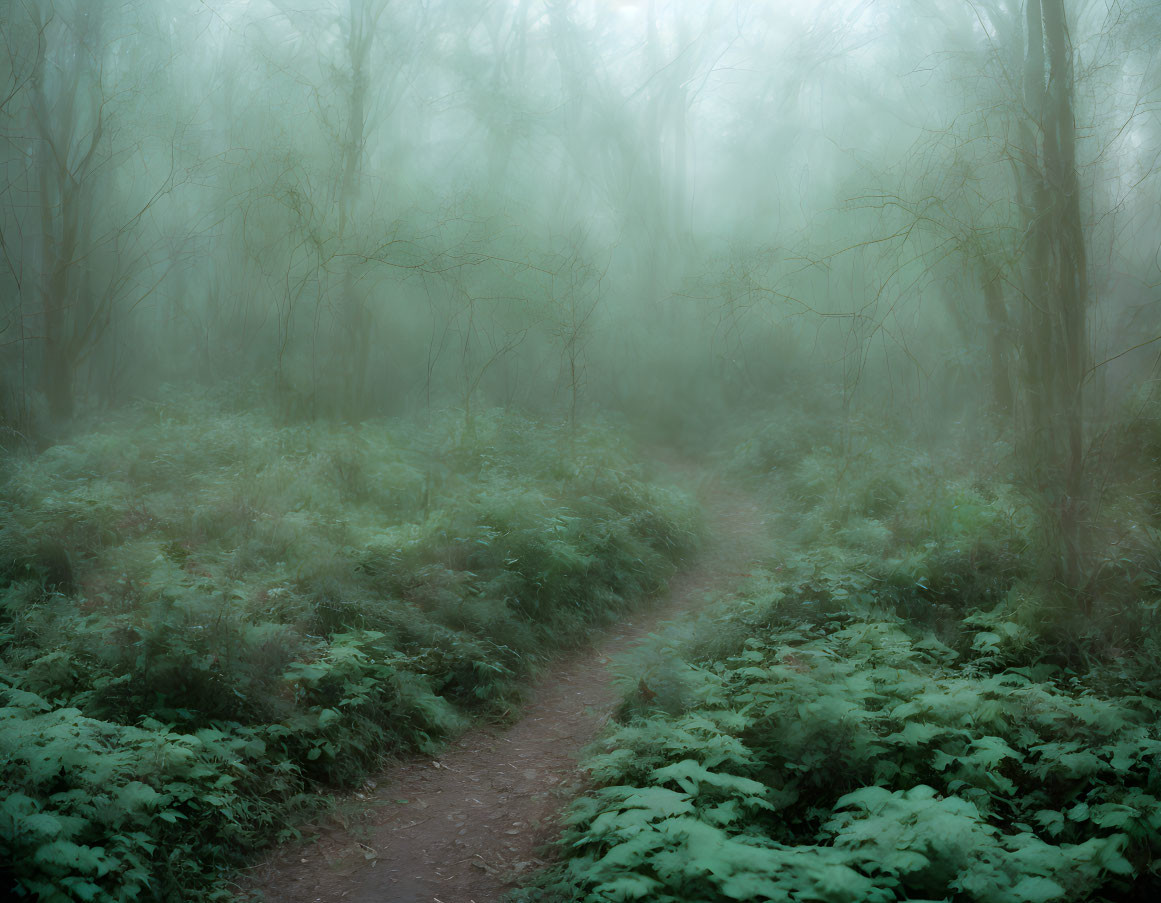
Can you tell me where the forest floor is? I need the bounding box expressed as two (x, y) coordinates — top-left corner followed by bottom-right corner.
(238, 467), (768, 903)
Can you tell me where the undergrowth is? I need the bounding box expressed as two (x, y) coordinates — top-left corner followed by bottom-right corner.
(0, 394), (698, 901)
(515, 406), (1161, 902)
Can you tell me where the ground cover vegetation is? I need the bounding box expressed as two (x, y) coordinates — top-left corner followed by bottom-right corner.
(2, 0), (1161, 901)
(516, 398), (1161, 902)
(0, 394), (697, 901)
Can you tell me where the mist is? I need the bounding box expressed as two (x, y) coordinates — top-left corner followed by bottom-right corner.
(3, 1), (1161, 900)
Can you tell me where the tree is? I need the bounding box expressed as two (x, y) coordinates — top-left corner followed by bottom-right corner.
(333, 0), (386, 416)
(1011, 0), (1090, 598)
(850, 0), (1096, 596)
(4, 1), (184, 421)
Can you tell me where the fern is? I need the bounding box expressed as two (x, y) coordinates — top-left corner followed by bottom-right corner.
(0, 400), (697, 901)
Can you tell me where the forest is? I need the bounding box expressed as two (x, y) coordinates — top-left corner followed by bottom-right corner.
(1, 0), (1160, 900)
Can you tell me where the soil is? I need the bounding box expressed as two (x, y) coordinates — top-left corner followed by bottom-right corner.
(238, 472), (767, 903)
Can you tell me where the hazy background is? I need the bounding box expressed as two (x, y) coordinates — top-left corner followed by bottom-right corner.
(1, 0), (1159, 442)
(6, 5), (1161, 899)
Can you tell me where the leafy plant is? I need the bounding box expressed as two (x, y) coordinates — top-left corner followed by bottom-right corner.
(517, 421), (1161, 902)
(0, 398), (697, 900)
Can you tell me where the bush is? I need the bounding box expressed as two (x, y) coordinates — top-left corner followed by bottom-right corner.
(517, 416), (1161, 902)
(526, 563), (1159, 902)
(0, 397), (698, 901)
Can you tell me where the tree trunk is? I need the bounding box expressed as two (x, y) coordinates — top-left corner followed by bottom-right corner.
(1017, 0), (1090, 601)
(339, 0), (374, 418)
(981, 271), (1013, 415)
(42, 339), (75, 421)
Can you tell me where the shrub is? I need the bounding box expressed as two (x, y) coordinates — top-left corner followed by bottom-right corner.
(526, 568), (1157, 902)
(519, 416), (1160, 902)
(0, 398), (697, 900)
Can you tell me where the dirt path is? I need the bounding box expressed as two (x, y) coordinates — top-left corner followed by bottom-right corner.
(239, 473), (767, 903)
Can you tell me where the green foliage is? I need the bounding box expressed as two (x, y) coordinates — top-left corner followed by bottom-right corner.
(517, 421), (1161, 902)
(0, 398), (697, 900)
(527, 562), (1161, 901)
(0, 691), (314, 903)
(722, 401), (835, 477)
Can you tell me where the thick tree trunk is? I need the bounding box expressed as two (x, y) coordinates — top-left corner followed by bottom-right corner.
(1018, 0), (1090, 601)
(1043, 0), (1089, 600)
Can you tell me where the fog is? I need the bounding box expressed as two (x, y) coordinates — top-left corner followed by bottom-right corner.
(3, 2), (1161, 900)
(4, 0), (1155, 435)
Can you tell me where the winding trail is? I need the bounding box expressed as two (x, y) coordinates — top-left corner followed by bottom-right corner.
(240, 470), (767, 903)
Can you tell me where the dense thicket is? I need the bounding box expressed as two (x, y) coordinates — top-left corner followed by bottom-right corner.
(0, 398), (696, 898)
(519, 398), (1161, 901)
